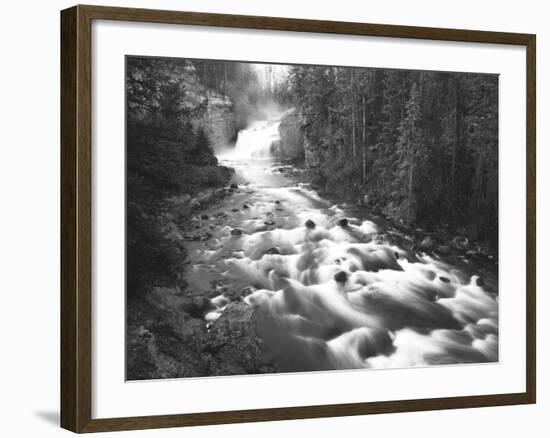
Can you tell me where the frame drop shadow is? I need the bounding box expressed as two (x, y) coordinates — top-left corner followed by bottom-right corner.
(34, 410), (59, 427)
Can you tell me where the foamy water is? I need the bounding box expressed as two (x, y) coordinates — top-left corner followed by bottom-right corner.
(221, 119), (282, 160)
(186, 116), (499, 373)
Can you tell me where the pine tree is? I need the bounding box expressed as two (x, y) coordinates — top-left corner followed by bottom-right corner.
(395, 82), (423, 224)
(372, 71), (408, 201)
(286, 64), (498, 245)
(192, 126), (217, 167)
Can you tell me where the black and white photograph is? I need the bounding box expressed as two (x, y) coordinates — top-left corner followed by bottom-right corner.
(126, 56), (499, 380)
(1, 0), (544, 435)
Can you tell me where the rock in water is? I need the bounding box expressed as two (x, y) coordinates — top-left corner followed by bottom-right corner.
(264, 247), (281, 255)
(200, 214), (209, 220)
(334, 271), (348, 284)
(230, 183), (238, 189)
(338, 218), (349, 227)
(305, 219), (316, 229)
(437, 245), (451, 255)
(230, 228), (243, 237)
(419, 236), (434, 250)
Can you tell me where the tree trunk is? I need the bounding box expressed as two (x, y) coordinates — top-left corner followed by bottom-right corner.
(407, 143), (414, 224)
(351, 69), (356, 158)
(223, 63), (227, 94)
(362, 95), (367, 184)
(450, 78), (457, 195)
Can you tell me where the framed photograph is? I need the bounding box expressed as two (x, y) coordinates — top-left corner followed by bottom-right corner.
(60, 4), (536, 433)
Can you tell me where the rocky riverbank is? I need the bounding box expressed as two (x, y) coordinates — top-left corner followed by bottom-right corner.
(127, 179), (277, 380)
(127, 293), (275, 380)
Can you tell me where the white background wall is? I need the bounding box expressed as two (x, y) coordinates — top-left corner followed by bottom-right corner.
(0, 0), (546, 436)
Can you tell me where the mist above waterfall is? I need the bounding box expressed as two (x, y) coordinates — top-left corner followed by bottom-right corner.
(223, 62), (290, 134)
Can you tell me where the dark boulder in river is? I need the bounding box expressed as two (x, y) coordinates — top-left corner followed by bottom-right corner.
(334, 271), (348, 284)
(337, 218), (349, 227)
(230, 228), (243, 236)
(305, 219), (316, 229)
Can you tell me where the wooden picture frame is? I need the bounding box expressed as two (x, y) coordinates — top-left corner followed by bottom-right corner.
(61, 4), (536, 433)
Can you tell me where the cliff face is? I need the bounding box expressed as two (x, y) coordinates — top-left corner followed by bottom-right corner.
(201, 94), (237, 150)
(274, 109), (322, 169)
(273, 109), (305, 160)
(146, 60), (235, 150)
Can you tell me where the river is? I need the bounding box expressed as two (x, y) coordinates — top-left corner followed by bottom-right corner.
(182, 115), (499, 373)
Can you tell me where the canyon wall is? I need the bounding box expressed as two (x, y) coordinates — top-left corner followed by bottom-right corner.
(200, 93), (237, 150)
(273, 109), (305, 161)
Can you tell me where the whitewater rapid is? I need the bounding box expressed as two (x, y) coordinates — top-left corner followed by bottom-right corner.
(186, 117), (499, 373)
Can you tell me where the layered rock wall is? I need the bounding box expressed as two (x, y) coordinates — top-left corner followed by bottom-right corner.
(273, 109), (305, 160)
(201, 93), (237, 150)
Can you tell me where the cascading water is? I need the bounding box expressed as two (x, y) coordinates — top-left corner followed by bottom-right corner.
(224, 119), (282, 160)
(186, 114), (499, 373)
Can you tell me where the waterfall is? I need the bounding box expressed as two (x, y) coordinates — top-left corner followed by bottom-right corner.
(225, 119), (282, 159)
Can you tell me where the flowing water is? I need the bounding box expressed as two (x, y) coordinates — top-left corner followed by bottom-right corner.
(184, 115), (499, 373)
